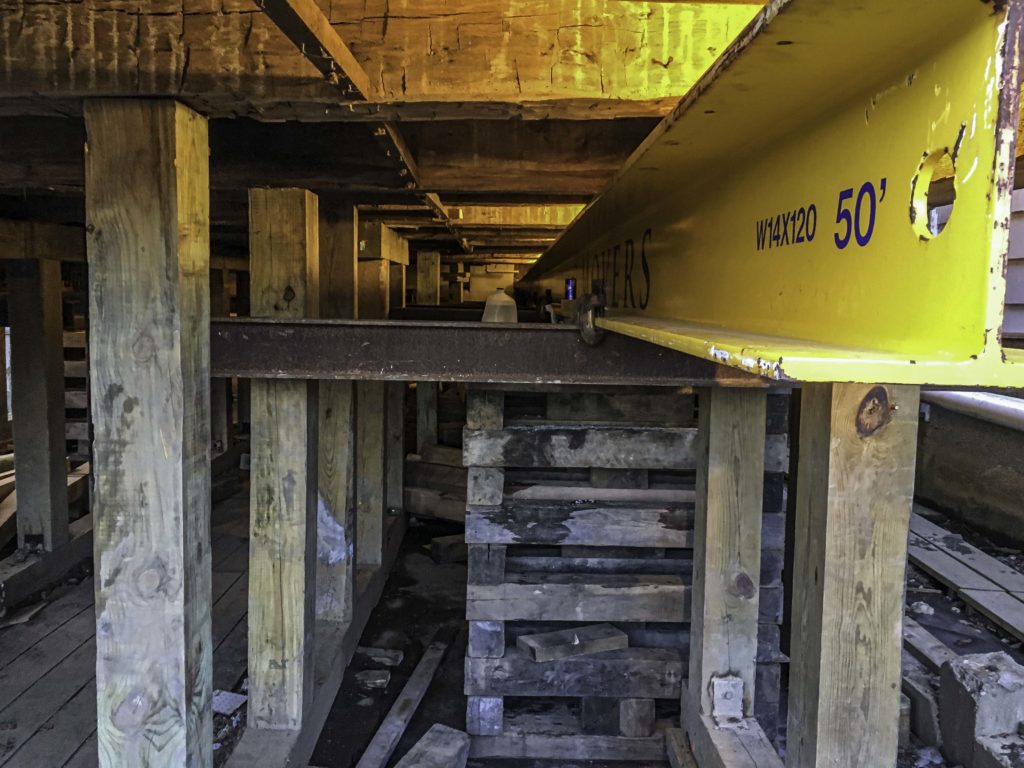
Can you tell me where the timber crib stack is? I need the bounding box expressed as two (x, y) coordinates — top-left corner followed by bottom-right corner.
(461, 387), (790, 761)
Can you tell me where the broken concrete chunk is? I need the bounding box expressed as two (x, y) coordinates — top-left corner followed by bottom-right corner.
(940, 651), (1024, 768)
(394, 723), (469, 768)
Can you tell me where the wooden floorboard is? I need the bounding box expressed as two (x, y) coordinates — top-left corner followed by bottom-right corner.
(0, 488), (252, 768)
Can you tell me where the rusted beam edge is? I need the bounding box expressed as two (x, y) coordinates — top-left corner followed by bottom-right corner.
(210, 318), (770, 387)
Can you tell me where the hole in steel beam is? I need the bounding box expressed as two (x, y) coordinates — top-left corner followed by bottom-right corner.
(911, 149), (956, 240)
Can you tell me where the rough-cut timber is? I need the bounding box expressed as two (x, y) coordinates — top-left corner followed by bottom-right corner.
(516, 623), (628, 663)
(393, 724), (469, 768)
(416, 252), (441, 305)
(85, 99), (213, 767)
(248, 187), (320, 730)
(356, 380), (387, 568)
(465, 646), (682, 699)
(465, 502), (693, 548)
(316, 208), (358, 624)
(8, 258), (69, 552)
(787, 383), (920, 768)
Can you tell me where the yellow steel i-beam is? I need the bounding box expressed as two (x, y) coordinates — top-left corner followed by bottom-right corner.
(520, 0), (1024, 386)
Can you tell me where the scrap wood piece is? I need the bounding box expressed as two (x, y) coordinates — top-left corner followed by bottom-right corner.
(516, 623), (628, 662)
(430, 534), (467, 564)
(394, 723), (469, 768)
(355, 630), (451, 768)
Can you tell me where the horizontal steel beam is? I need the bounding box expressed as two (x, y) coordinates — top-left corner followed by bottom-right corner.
(210, 319), (767, 387)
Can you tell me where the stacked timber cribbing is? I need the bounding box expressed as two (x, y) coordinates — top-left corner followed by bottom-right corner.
(461, 387), (789, 760)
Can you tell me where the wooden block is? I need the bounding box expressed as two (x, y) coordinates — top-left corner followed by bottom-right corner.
(464, 425), (788, 472)
(467, 468), (504, 505)
(467, 573), (688, 623)
(466, 646), (682, 699)
(404, 486), (465, 523)
(899, 692), (911, 748)
(466, 696), (503, 736)
(85, 99), (213, 766)
(468, 620), (505, 659)
(467, 544), (506, 586)
(516, 623), (628, 662)
(581, 697), (619, 735)
(788, 383), (919, 768)
(394, 724), (469, 768)
(430, 533), (467, 564)
(416, 252), (441, 305)
(466, 501), (693, 548)
(466, 389), (505, 430)
(619, 698), (655, 738)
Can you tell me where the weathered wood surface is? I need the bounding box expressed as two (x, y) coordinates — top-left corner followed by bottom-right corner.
(464, 425), (788, 472)
(416, 252), (442, 305)
(788, 383), (920, 768)
(385, 382), (405, 512)
(465, 501), (693, 548)
(8, 258), (68, 552)
(467, 468), (505, 506)
(618, 698), (655, 738)
(467, 544), (506, 586)
(902, 617), (958, 674)
(466, 573), (688, 623)
(466, 696), (503, 737)
(316, 205), (358, 625)
(248, 187), (320, 731)
(688, 388), (766, 722)
(911, 509), (1024, 593)
(85, 99), (213, 767)
(516, 623), (628, 662)
(465, 646), (682, 699)
(683, 696), (783, 768)
(355, 635), (450, 768)
(469, 721), (666, 762)
(415, 383), (438, 455)
(468, 621), (505, 659)
(356, 381), (387, 567)
(393, 724), (469, 768)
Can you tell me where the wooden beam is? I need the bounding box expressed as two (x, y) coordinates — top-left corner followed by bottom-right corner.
(316, 205), (358, 625)
(0, 220), (83, 262)
(355, 380), (387, 568)
(357, 259), (390, 320)
(787, 383), (920, 768)
(248, 187), (320, 730)
(8, 259), (68, 552)
(256, 0), (372, 97)
(85, 99), (213, 766)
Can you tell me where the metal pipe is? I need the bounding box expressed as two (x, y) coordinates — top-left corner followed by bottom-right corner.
(921, 391), (1024, 433)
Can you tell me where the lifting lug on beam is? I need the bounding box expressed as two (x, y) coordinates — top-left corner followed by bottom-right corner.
(578, 283), (607, 347)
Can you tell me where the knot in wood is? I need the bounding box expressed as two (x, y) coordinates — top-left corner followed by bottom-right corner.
(730, 571), (756, 600)
(855, 386), (892, 438)
(112, 687), (150, 734)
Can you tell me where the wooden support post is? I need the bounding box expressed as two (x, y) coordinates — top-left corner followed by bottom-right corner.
(356, 380), (386, 567)
(85, 99), (213, 766)
(389, 262), (406, 310)
(8, 258), (69, 552)
(787, 383), (920, 768)
(209, 268), (231, 456)
(317, 205), (358, 624)
(385, 382), (405, 512)
(358, 259), (390, 320)
(247, 187), (320, 730)
(416, 382), (438, 455)
(416, 252), (441, 305)
(688, 388), (766, 719)
(0, 329), (11, 444)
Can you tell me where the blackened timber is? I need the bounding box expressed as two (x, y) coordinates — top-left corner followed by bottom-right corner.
(464, 502), (694, 548)
(209, 319), (768, 387)
(465, 647), (683, 699)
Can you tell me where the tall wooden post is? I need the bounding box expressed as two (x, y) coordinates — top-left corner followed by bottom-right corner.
(317, 204), (357, 624)
(416, 383), (438, 455)
(248, 188), (320, 730)
(416, 251), (441, 305)
(8, 258), (69, 552)
(355, 253), (389, 568)
(385, 382), (405, 513)
(389, 263), (406, 309)
(85, 99), (213, 767)
(209, 268), (231, 456)
(787, 383), (919, 768)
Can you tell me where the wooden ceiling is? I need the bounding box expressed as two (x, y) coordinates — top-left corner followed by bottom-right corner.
(0, 0), (763, 259)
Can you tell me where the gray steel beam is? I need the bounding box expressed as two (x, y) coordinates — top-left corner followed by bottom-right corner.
(210, 319), (767, 387)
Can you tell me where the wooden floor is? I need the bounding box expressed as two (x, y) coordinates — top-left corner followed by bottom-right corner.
(0, 490), (251, 768)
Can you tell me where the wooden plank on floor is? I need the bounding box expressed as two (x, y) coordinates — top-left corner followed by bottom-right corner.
(907, 532), (1003, 591)
(355, 634), (450, 768)
(62, 733), (96, 768)
(0, 581), (93, 669)
(911, 510), (1024, 593)
(466, 574), (688, 623)
(902, 617), (958, 674)
(957, 588), (1024, 642)
(4, 679), (95, 768)
(465, 646), (683, 699)
(465, 502), (693, 548)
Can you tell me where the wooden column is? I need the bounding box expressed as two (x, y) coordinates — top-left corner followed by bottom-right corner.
(8, 258), (69, 552)
(209, 268), (231, 456)
(358, 258), (390, 320)
(0, 328), (11, 443)
(787, 383), (920, 768)
(416, 383), (438, 455)
(85, 99), (212, 766)
(389, 262), (406, 310)
(416, 251), (441, 305)
(248, 187), (320, 730)
(317, 205), (357, 624)
(385, 382), (405, 512)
